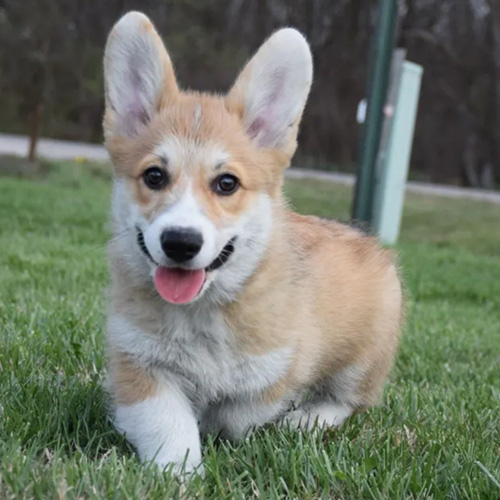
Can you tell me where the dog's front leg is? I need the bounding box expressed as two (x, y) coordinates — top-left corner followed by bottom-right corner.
(110, 356), (202, 474)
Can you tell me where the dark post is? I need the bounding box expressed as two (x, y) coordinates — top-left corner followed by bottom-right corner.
(352, 0), (399, 225)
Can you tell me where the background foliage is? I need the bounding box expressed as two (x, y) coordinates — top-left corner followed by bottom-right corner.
(0, 0), (499, 187)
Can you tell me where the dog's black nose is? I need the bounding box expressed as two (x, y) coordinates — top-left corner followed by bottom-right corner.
(160, 228), (203, 263)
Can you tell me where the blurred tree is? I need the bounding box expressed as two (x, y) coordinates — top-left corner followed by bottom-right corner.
(401, 0), (500, 187)
(0, 0), (498, 187)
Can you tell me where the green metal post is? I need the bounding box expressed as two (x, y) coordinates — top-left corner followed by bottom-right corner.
(352, 0), (398, 225)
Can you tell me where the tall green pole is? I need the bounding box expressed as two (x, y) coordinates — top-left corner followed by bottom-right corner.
(352, 0), (399, 224)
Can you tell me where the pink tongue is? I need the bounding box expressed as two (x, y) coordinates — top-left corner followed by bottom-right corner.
(154, 267), (206, 304)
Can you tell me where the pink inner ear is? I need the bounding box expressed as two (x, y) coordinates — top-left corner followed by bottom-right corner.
(246, 68), (286, 148)
(120, 102), (149, 137)
(120, 68), (152, 136)
(128, 92), (149, 128)
(247, 116), (267, 140)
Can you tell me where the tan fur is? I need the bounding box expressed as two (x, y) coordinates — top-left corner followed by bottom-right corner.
(104, 17), (402, 419)
(224, 210), (402, 408)
(105, 94), (282, 227)
(109, 351), (158, 406)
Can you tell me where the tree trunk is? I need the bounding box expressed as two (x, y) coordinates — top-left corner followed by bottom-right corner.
(28, 104), (43, 162)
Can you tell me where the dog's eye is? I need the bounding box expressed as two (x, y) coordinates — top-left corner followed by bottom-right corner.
(212, 174), (239, 196)
(142, 166), (168, 190)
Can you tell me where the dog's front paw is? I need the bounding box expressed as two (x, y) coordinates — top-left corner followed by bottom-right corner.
(114, 387), (204, 478)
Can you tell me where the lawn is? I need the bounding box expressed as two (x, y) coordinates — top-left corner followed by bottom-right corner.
(0, 161), (499, 499)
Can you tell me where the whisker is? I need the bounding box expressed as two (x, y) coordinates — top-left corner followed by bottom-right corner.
(244, 238), (269, 251)
(78, 226), (135, 257)
(110, 226), (135, 241)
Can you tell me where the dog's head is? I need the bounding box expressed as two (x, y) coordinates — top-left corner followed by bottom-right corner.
(103, 12), (312, 305)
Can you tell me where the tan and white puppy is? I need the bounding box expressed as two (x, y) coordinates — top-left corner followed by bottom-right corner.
(103, 12), (403, 475)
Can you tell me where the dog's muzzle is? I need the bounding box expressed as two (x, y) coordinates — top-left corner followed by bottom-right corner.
(136, 228), (236, 272)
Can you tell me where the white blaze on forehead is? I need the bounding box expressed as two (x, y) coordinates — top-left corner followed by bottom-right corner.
(154, 136), (229, 171)
(157, 186), (207, 226)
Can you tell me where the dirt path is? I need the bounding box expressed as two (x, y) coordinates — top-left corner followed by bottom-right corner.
(1, 133), (499, 204)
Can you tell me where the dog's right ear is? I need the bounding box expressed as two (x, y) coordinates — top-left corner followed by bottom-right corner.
(103, 12), (178, 138)
(226, 28), (312, 162)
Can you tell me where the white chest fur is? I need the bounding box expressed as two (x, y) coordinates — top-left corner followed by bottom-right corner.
(107, 303), (291, 409)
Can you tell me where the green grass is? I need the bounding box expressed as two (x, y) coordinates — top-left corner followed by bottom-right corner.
(1, 162), (499, 499)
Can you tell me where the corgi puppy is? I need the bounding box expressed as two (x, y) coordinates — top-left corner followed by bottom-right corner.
(103, 12), (402, 475)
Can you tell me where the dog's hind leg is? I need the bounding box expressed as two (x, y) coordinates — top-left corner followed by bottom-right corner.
(199, 396), (289, 440)
(282, 401), (353, 430)
(280, 363), (375, 431)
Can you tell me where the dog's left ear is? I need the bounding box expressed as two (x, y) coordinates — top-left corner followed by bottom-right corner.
(226, 28), (313, 160)
(103, 11), (179, 138)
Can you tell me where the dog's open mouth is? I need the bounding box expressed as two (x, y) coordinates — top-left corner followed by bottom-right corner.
(137, 229), (235, 304)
